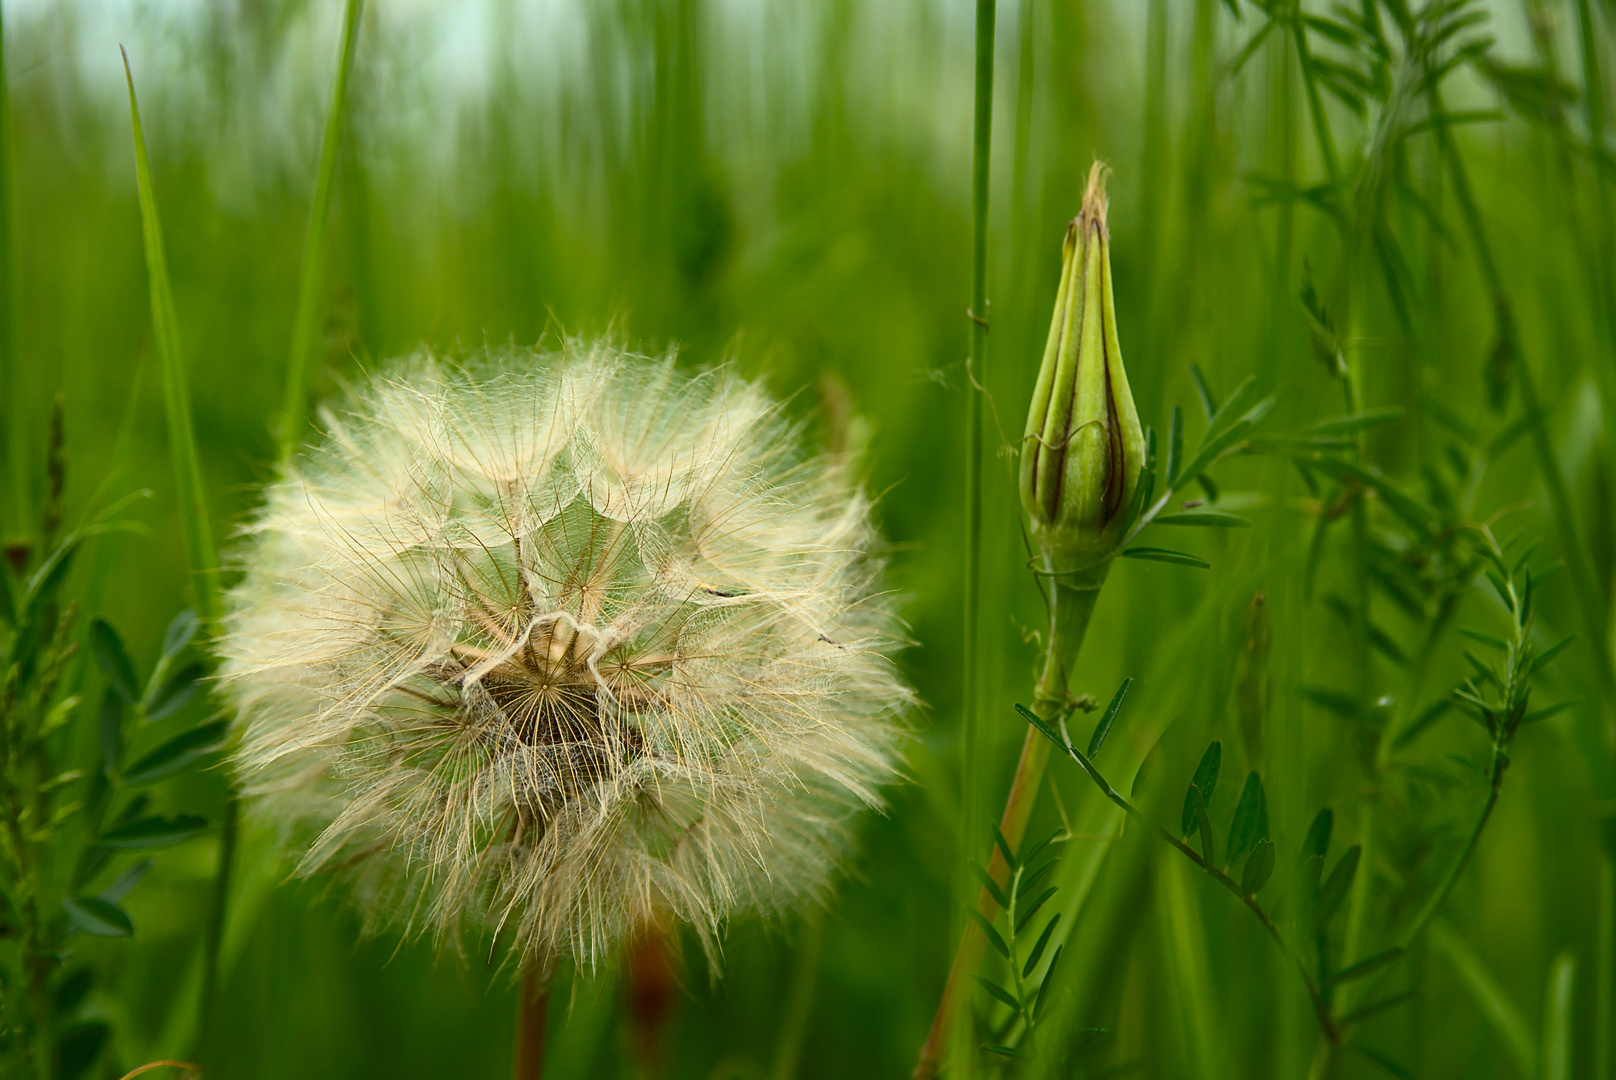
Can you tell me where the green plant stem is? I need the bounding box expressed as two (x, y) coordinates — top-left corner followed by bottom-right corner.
(1, 770), (49, 1080)
(1428, 83), (1616, 717)
(914, 564), (1104, 1079)
(770, 914), (822, 1080)
(195, 796), (237, 1056)
(1289, 18), (1342, 196)
(278, 0), (363, 463)
(1598, 852), (1614, 1080)
(961, 0), (996, 948)
(1396, 740), (1505, 951)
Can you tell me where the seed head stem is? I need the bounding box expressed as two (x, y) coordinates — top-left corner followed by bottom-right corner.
(513, 963), (553, 1080)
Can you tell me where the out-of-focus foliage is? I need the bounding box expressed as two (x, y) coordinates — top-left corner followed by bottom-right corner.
(2, 0), (1614, 1077)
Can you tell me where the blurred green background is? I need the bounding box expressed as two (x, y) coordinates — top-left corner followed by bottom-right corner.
(3, 0), (1616, 1077)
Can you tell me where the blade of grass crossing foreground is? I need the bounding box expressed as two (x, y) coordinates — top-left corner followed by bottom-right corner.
(123, 47), (234, 1065)
(121, 49), (221, 627)
(278, 0), (364, 463)
(1541, 951), (1575, 1080)
(1430, 921), (1536, 1079)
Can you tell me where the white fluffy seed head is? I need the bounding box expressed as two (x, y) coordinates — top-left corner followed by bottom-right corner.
(217, 342), (911, 971)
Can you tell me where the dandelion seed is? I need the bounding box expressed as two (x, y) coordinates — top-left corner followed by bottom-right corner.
(217, 342), (911, 972)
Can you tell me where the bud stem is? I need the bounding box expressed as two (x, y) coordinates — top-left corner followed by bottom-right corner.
(913, 561), (1107, 1078)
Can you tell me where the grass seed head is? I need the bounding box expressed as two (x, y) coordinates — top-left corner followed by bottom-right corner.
(1020, 161), (1146, 571)
(216, 342), (912, 971)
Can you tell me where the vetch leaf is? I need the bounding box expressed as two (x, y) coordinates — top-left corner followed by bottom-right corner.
(57, 1023), (111, 1080)
(1176, 405), (1269, 490)
(1034, 945), (1063, 1017)
(1241, 839), (1275, 895)
(1022, 828), (1062, 866)
(973, 975), (1020, 1010)
(966, 908), (1010, 959)
(969, 861), (1009, 909)
(1127, 429), (1158, 530)
(121, 720), (228, 786)
(160, 608), (200, 663)
(1206, 375), (1260, 436)
(1316, 844), (1361, 923)
(1459, 628), (1508, 651)
(1309, 407), (1405, 435)
(1166, 404), (1185, 487)
(1087, 677), (1132, 757)
(1023, 914), (1060, 977)
(21, 538), (80, 631)
(1015, 887), (1058, 935)
(89, 618), (139, 704)
(1324, 946), (1406, 988)
(63, 896), (134, 938)
(1122, 546), (1212, 570)
(1529, 634), (1577, 676)
(1522, 699), (1581, 726)
(1022, 859), (1058, 895)
(97, 814), (207, 850)
(983, 1045), (1031, 1060)
(1341, 991), (1418, 1031)
(1014, 702), (1065, 750)
(1303, 807), (1334, 859)
(99, 694), (124, 773)
(0, 559), (16, 627)
(1350, 1047), (1415, 1080)
(1393, 698), (1455, 750)
(1225, 772), (1268, 867)
(143, 661), (204, 722)
(1181, 741), (1223, 834)
(1190, 363), (1219, 420)
(991, 822), (1019, 870)
(1191, 785), (1216, 864)
(101, 860), (151, 904)
(1155, 511), (1252, 528)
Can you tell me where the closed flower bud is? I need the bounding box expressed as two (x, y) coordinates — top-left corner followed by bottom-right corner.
(1019, 163), (1145, 571)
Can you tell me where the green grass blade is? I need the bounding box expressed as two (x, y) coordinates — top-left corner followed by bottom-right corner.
(1541, 951), (1575, 1080)
(0, 2), (25, 551)
(278, 0), (364, 463)
(1431, 921), (1536, 1079)
(121, 48), (221, 626)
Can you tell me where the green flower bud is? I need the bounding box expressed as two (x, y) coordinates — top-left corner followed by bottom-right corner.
(1020, 163), (1145, 571)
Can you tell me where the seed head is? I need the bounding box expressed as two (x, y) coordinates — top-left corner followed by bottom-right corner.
(217, 343), (911, 970)
(1020, 162), (1146, 570)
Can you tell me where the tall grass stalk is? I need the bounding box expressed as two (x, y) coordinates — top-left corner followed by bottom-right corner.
(960, 0), (995, 881)
(948, 0), (995, 1072)
(277, 0), (363, 463)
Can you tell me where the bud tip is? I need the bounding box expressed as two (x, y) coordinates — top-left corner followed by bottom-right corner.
(1080, 160), (1110, 233)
